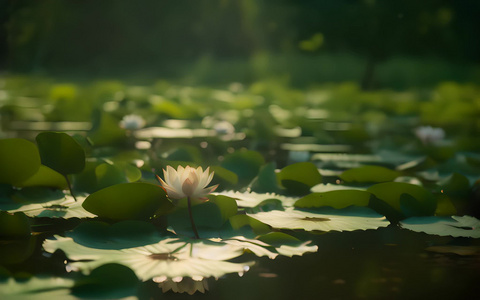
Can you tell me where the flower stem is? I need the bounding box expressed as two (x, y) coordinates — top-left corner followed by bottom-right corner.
(187, 196), (200, 239)
(65, 175), (77, 202)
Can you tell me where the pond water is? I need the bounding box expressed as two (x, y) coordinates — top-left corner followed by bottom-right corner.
(1, 78), (480, 299)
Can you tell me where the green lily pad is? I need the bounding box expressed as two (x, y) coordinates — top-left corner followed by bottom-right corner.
(0, 276), (75, 300)
(340, 165), (400, 183)
(9, 195), (96, 219)
(400, 216), (480, 238)
(249, 162), (281, 193)
(0, 138), (41, 186)
(294, 190), (372, 209)
(213, 191), (298, 208)
(277, 162), (322, 194)
(367, 182), (436, 218)
(43, 236), (254, 281)
(0, 211), (31, 239)
(437, 172), (470, 198)
(221, 150), (264, 185)
(36, 132), (86, 175)
(257, 232), (319, 257)
(16, 165), (68, 189)
(71, 263), (138, 299)
(83, 182), (173, 221)
(311, 183), (366, 193)
(248, 207), (389, 232)
(67, 220), (164, 249)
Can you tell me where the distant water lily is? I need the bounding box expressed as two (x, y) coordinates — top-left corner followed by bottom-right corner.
(157, 166), (218, 239)
(414, 126), (445, 145)
(119, 114), (146, 130)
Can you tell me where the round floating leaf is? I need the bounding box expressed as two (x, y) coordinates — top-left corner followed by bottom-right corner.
(0, 236), (37, 265)
(83, 182), (173, 220)
(367, 182), (436, 218)
(248, 207), (389, 232)
(295, 190), (372, 209)
(400, 216), (480, 238)
(8, 195), (96, 219)
(43, 236), (254, 281)
(68, 220), (164, 249)
(0, 211), (31, 239)
(437, 172), (470, 198)
(214, 191), (298, 208)
(0, 276), (75, 299)
(95, 163), (128, 190)
(228, 214), (271, 236)
(250, 162), (281, 193)
(71, 263), (138, 299)
(0, 138), (41, 186)
(210, 165), (238, 187)
(221, 150), (264, 184)
(36, 132), (86, 175)
(16, 165), (68, 189)
(277, 162), (322, 194)
(340, 165), (400, 183)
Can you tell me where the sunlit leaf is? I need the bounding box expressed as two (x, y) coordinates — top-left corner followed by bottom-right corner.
(213, 191), (298, 208)
(43, 236), (254, 281)
(0, 138), (41, 186)
(0, 276), (75, 300)
(36, 132), (86, 175)
(400, 216), (480, 238)
(67, 220), (164, 249)
(221, 150), (264, 185)
(9, 195), (96, 219)
(248, 207), (389, 232)
(16, 165), (68, 189)
(83, 182), (173, 221)
(0, 211), (31, 238)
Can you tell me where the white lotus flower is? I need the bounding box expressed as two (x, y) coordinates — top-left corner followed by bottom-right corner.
(157, 166), (218, 200)
(414, 126), (445, 145)
(119, 114), (146, 130)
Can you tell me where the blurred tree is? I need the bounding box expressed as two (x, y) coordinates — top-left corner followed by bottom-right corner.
(1, 0), (478, 86)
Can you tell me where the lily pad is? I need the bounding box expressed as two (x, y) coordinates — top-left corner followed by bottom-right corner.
(43, 236), (254, 281)
(83, 182), (173, 221)
(340, 165), (400, 183)
(277, 162), (322, 194)
(16, 165), (68, 189)
(367, 182), (436, 218)
(248, 207), (389, 232)
(294, 190), (372, 209)
(9, 195), (96, 219)
(213, 191), (298, 208)
(221, 150), (264, 185)
(36, 132), (86, 175)
(400, 215), (480, 238)
(0, 276), (75, 300)
(0, 138), (41, 186)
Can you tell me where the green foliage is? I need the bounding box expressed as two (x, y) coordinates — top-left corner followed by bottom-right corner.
(0, 211), (31, 239)
(340, 165), (400, 183)
(71, 264), (138, 299)
(367, 182), (436, 220)
(294, 190), (372, 209)
(83, 182), (173, 221)
(36, 132), (86, 175)
(277, 162), (322, 194)
(0, 139), (41, 186)
(221, 150), (264, 185)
